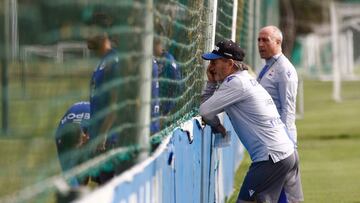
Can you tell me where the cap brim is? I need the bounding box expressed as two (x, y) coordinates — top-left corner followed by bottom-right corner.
(202, 53), (224, 60)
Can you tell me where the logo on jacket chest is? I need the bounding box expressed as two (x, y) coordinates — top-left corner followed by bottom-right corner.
(266, 68), (275, 79)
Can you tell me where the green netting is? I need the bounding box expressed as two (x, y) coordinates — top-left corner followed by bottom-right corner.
(0, 0), (280, 202)
(237, 0), (251, 63)
(236, 0), (279, 67)
(215, 0), (234, 42)
(0, 0), (206, 201)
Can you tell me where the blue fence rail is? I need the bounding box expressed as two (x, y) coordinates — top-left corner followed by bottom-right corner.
(76, 116), (244, 203)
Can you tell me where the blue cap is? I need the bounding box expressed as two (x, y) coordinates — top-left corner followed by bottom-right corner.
(201, 52), (224, 60)
(202, 39), (245, 61)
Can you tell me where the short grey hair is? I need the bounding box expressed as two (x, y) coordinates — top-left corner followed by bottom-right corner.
(268, 25), (283, 43)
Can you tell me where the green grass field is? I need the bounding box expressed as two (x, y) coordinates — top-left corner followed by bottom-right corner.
(228, 80), (360, 203)
(1, 60), (92, 137)
(0, 60), (92, 200)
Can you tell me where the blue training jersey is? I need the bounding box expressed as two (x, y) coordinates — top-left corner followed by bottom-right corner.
(89, 49), (120, 141)
(55, 101), (90, 140)
(151, 59), (160, 134)
(157, 51), (182, 115)
(55, 101), (90, 186)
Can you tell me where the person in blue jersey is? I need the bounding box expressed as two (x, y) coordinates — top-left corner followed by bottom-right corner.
(199, 39), (301, 203)
(87, 12), (121, 152)
(86, 12), (124, 184)
(55, 101), (90, 186)
(154, 39), (182, 116)
(151, 58), (160, 134)
(257, 26), (304, 203)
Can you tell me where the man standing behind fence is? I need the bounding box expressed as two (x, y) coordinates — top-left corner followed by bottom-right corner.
(154, 39), (182, 116)
(257, 25), (303, 202)
(86, 12), (123, 184)
(199, 39), (301, 202)
(87, 28), (119, 152)
(150, 58), (161, 134)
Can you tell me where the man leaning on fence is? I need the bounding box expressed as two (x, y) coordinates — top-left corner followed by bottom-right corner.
(199, 39), (301, 203)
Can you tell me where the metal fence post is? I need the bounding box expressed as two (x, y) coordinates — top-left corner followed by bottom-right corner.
(137, 0), (154, 161)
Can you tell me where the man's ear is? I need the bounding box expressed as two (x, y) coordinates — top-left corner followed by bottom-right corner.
(227, 59), (234, 67)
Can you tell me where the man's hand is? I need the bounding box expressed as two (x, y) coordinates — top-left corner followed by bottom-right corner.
(96, 140), (107, 153)
(201, 117), (226, 137)
(214, 123), (227, 137)
(76, 132), (90, 148)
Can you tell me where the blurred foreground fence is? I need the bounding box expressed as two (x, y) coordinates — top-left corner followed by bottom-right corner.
(1, 115), (244, 203)
(0, 0), (279, 202)
(76, 116), (244, 203)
